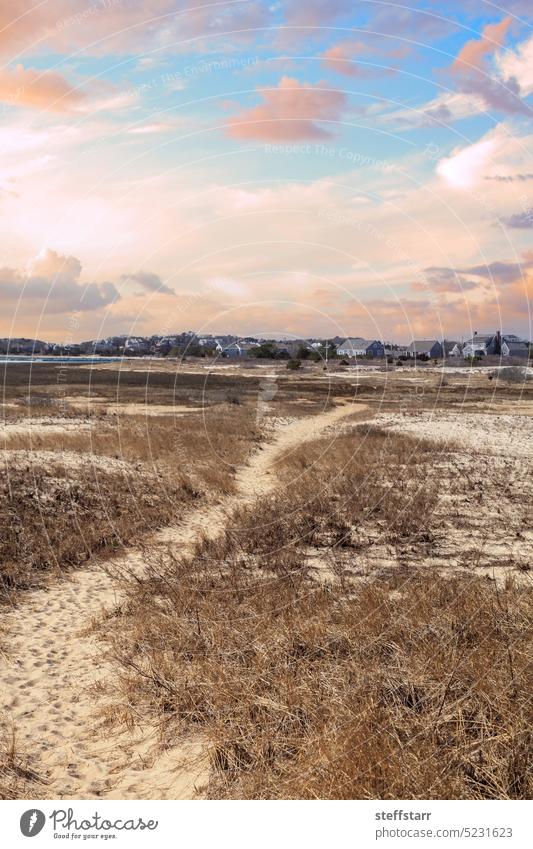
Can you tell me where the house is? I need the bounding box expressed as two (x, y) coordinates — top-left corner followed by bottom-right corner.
(406, 340), (443, 359)
(462, 333), (500, 358)
(443, 339), (461, 358)
(365, 340), (386, 358)
(198, 337), (218, 350)
(218, 341), (259, 358)
(336, 338), (367, 357)
(384, 344), (408, 359)
(216, 342), (240, 358)
(502, 340), (529, 358)
(336, 338), (385, 358)
(448, 342), (464, 357)
(385, 348), (408, 359)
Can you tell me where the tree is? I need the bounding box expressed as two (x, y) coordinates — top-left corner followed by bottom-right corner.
(253, 342), (277, 358)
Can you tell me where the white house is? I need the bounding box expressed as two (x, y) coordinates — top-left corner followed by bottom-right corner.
(448, 343), (463, 357)
(336, 338), (369, 357)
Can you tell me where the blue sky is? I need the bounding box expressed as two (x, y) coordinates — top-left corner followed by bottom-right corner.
(1, 1), (532, 341)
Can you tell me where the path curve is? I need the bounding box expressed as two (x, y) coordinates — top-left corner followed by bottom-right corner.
(0, 401), (366, 799)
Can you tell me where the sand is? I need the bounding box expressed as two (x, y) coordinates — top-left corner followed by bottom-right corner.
(1, 417), (92, 438)
(373, 410), (533, 458)
(364, 410), (533, 584)
(0, 400), (365, 800)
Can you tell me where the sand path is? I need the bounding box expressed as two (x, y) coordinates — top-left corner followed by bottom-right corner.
(0, 401), (365, 799)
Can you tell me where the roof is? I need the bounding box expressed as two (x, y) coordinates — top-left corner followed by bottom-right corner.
(443, 339), (460, 353)
(407, 340), (441, 353)
(505, 341), (529, 353)
(337, 338), (380, 349)
(337, 337), (367, 348)
(464, 334), (495, 344)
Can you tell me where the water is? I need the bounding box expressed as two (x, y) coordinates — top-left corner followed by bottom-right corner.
(0, 355), (136, 365)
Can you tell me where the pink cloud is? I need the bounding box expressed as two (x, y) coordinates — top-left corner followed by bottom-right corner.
(0, 64), (85, 111)
(227, 76), (347, 141)
(321, 38), (398, 78)
(0, 1), (269, 58)
(452, 18), (512, 72)
(448, 17), (530, 115)
(322, 40), (372, 77)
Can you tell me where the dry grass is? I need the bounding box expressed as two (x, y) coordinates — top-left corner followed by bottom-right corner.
(102, 426), (532, 798)
(0, 403), (260, 602)
(0, 463), (196, 600)
(0, 728), (45, 800)
(2, 404), (260, 494)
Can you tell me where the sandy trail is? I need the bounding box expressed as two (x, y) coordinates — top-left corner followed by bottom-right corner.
(0, 401), (365, 800)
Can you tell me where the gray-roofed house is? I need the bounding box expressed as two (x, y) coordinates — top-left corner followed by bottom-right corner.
(406, 340), (443, 359)
(217, 341), (258, 358)
(502, 340), (529, 358)
(336, 338), (385, 358)
(443, 339), (461, 357)
(461, 332), (527, 358)
(462, 333), (499, 357)
(336, 338), (368, 357)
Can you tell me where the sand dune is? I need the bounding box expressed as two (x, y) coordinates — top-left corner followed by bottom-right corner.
(0, 401), (364, 799)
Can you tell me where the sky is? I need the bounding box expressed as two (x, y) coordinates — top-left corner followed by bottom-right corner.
(0, 0), (532, 343)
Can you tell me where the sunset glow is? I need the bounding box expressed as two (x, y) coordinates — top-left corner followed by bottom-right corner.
(1, 1), (532, 342)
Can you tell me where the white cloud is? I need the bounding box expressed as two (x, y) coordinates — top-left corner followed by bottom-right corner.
(437, 136), (501, 188)
(496, 34), (533, 97)
(436, 124), (533, 189)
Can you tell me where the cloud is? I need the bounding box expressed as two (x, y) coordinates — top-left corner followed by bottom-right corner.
(437, 124), (533, 189)
(0, 1), (271, 59)
(381, 91), (487, 128)
(29, 249), (82, 283)
(501, 211), (533, 229)
(437, 136), (500, 188)
(496, 33), (533, 97)
(0, 249), (120, 313)
(227, 76), (348, 140)
(463, 260), (532, 284)
(416, 267), (481, 292)
(120, 270), (175, 295)
(485, 173), (533, 183)
(321, 39), (395, 78)
(0, 64), (85, 111)
(453, 18), (512, 72)
(428, 259), (533, 288)
(0, 64), (136, 114)
(448, 17), (531, 115)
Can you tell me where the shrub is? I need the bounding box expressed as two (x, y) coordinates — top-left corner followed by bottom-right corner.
(493, 367), (531, 383)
